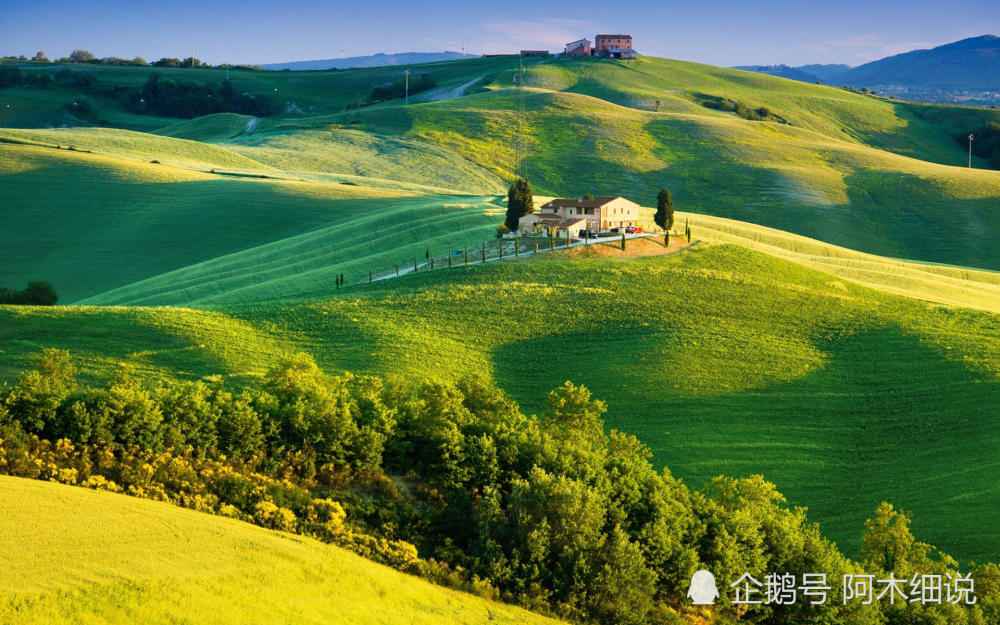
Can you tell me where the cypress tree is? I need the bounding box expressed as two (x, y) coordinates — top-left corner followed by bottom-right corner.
(504, 178), (534, 231)
(654, 188), (674, 231)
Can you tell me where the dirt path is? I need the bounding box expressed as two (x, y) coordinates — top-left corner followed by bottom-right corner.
(241, 117), (259, 136)
(416, 77), (483, 103)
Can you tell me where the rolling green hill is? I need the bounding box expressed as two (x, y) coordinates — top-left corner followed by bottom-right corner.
(3, 53), (1000, 571)
(3, 54), (1000, 279)
(293, 88), (1000, 269)
(0, 475), (561, 625)
(2, 243), (998, 564)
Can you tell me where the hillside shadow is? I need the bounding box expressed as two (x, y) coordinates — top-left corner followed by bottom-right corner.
(492, 324), (1000, 562)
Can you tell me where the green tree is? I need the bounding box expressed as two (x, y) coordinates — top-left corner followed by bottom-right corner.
(861, 502), (954, 575)
(68, 49), (95, 63)
(587, 525), (656, 625)
(5, 348), (76, 434)
(22, 280), (58, 305)
(504, 178), (533, 231)
(216, 392), (265, 459)
(654, 188), (674, 231)
(96, 366), (165, 449)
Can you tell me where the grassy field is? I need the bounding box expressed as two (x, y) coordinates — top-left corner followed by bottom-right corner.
(0, 476), (561, 625)
(3, 53), (1000, 570)
(2, 244), (998, 564)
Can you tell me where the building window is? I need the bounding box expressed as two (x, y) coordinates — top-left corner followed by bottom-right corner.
(576, 207), (582, 215)
(585, 208), (593, 215)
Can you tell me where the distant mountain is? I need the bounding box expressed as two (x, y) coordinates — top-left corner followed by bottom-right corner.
(733, 64), (851, 83)
(732, 64), (826, 82)
(835, 35), (1000, 104)
(261, 51), (467, 71)
(796, 64), (853, 82)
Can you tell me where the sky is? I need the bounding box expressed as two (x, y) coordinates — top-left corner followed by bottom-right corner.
(2, 0), (998, 68)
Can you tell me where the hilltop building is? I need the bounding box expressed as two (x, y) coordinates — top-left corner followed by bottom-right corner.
(564, 38), (592, 56)
(561, 34), (637, 59)
(518, 196), (642, 234)
(594, 34), (636, 58)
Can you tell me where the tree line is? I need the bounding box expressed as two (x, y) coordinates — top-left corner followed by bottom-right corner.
(0, 63), (280, 118)
(1, 49), (262, 70)
(0, 349), (997, 625)
(125, 73), (280, 118)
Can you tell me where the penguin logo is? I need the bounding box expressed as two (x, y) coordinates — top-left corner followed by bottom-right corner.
(687, 569), (719, 605)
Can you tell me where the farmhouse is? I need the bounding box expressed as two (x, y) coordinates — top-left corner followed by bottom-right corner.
(518, 196), (642, 234)
(594, 34), (637, 59)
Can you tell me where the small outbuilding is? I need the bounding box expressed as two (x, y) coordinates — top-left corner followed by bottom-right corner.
(564, 39), (592, 56)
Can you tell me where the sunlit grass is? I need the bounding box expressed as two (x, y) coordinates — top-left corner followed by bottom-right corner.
(0, 476), (561, 625)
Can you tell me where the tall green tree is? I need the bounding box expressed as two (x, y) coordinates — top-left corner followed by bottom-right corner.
(505, 178), (533, 231)
(654, 187), (674, 231)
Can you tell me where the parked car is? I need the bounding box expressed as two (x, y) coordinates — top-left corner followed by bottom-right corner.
(609, 227), (620, 233)
(578, 229), (598, 239)
(625, 226), (643, 234)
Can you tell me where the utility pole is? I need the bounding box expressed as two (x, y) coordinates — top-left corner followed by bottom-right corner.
(969, 133), (974, 168)
(191, 45), (195, 68)
(226, 48), (230, 81)
(404, 69), (410, 105)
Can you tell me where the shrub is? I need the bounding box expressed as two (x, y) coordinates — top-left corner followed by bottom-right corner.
(253, 500), (298, 532)
(0, 281), (58, 305)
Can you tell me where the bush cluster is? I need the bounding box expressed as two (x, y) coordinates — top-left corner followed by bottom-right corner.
(701, 97), (779, 121)
(1, 349), (998, 625)
(0, 280), (58, 305)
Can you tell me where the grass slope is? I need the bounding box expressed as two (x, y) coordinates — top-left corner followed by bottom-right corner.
(2, 244), (998, 563)
(0, 476), (561, 625)
(516, 56), (1000, 165)
(0, 141), (506, 304)
(674, 210), (1000, 313)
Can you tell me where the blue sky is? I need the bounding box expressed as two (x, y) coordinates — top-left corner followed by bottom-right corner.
(2, 0), (997, 67)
